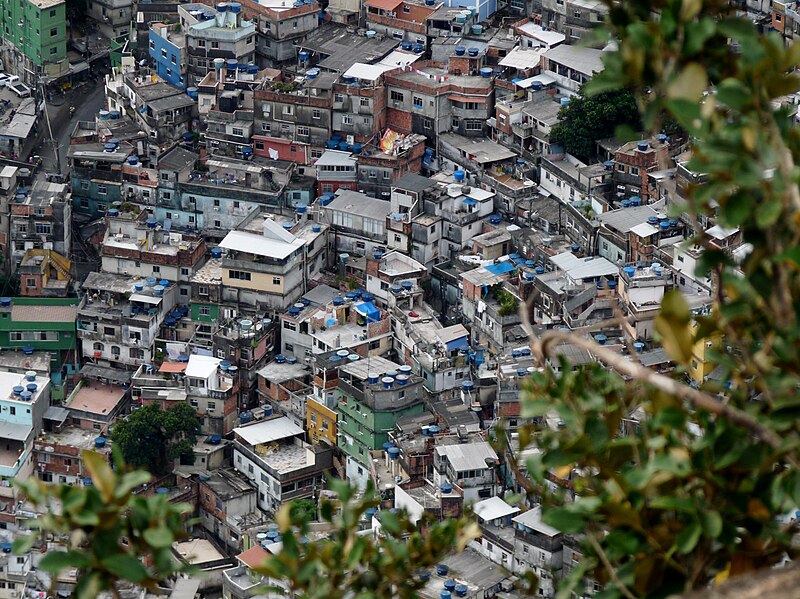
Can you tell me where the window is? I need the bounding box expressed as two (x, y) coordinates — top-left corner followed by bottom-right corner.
(390, 90), (404, 102)
(262, 122), (271, 133)
(342, 115), (353, 125)
(35, 223), (51, 234)
(50, 27), (57, 36)
(93, 342), (104, 351)
(272, 276), (281, 285)
(413, 95), (423, 108)
(360, 97), (369, 107)
(111, 346), (120, 356)
(104, 327), (115, 336)
(423, 118), (432, 130)
(181, 268), (189, 276)
(152, 265), (160, 274)
(312, 108), (321, 119)
(161, 48), (167, 59)
(465, 120), (483, 131)
(198, 39), (205, 47)
(25, 278), (36, 288)
(228, 270), (252, 281)
(199, 306), (210, 316)
(334, 93), (344, 102)
(283, 321), (297, 332)
(129, 348), (143, 359)
(211, 41), (219, 49)
(283, 105), (294, 115)
(297, 126), (309, 136)
(207, 401), (216, 410)
(233, 201), (240, 208)
(232, 127), (244, 137)
(403, 4), (410, 11)
(97, 185), (107, 195)
(214, 220), (221, 228)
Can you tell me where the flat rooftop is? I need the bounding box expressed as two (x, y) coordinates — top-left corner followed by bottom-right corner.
(40, 426), (110, 451)
(173, 539), (226, 565)
(0, 370), (49, 404)
(67, 382), (127, 416)
(298, 24), (400, 73)
(191, 258), (222, 285)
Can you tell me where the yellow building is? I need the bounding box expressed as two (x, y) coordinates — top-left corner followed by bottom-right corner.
(306, 397), (337, 446)
(689, 321), (722, 385)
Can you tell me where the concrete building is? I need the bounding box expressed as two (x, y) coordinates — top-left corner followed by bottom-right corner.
(9, 182), (71, 274)
(77, 271), (178, 369)
(336, 354), (425, 488)
(433, 438), (498, 503)
(87, 0), (133, 40)
(324, 190), (390, 257)
(0, 0), (69, 85)
(233, 416), (333, 512)
(0, 368), (51, 480)
(541, 44), (605, 96)
(149, 22), (187, 90)
(184, 3), (256, 86)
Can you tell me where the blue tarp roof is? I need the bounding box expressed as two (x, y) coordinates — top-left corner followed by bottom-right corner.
(463, 197), (477, 206)
(355, 301), (381, 323)
(446, 336), (470, 352)
(485, 261), (516, 275)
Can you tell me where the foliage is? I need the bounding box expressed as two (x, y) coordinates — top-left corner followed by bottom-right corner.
(492, 284), (520, 317)
(549, 87), (641, 163)
(112, 403), (201, 475)
(255, 480), (483, 599)
(507, 0), (800, 596)
(13, 450), (193, 599)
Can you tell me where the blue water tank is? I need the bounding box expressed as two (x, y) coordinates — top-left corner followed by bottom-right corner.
(429, 425), (440, 435)
(624, 266), (636, 277)
(455, 584), (468, 597)
(388, 447), (400, 459)
(240, 411), (252, 424)
(437, 564), (449, 576)
(454, 170), (466, 182)
(95, 437), (106, 449)
(263, 405), (273, 416)
(454, 46), (466, 56)
(339, 141), (351, 151)
(401, 41), (412, 51)
(440, 482), (452, 493)
(211, 247), (223, 259)
(210, 434), (222, 445)
(444, 580), (456, 591)
(468, 47), (479, 57)
(480, 67), (493, 78)
(127, 156), (138, 166)
(187, 87), (199, 100)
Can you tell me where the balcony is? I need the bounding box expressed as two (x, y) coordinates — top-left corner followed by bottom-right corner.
(72, 166), (122, 183)
(516, 527), (563, 554)
(223, 565), (265, 596)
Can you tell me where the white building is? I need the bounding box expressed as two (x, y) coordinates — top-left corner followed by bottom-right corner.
(433, 440), (499, 504)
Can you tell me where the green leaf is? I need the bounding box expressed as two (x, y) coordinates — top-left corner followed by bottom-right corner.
(543, 507), (588, 535)
(39, 551), (91, 573)
(654, 291), (693, 365)
(143, 527), (174, 549)
(82, 450), (116, 503)
(74, 571), (103, 599)
(756, 198), (783, 228)
(716, 78), (751, 110)
(649, 496), (695, 513)
(115, 470), (153, 499)
(102, 553), (150, 582)
(699, 510), (723, 538)
(676, 521), (702, 554)
(12, 535), (35, 555)
(667, 63), (708, 101)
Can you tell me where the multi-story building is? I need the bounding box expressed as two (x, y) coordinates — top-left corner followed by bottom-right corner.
(99, 208), (207, 300)
(251, 0), (320, 66)
(18, 250), (73, 298)
(0, 297), (80, 399)
(149, 21), (187, 90)
(365, 0), (441, 47)
(315, 150), (358, 197)
(252, 71), (335, 165)
(385, 61), (495, 143)
(0, 368), (51, 480)
(541, 44), (605, 96)
(233, 416), (333, 512)
(217, 215), (309, 311)
(86, 0), (134, 40)
(0, 0), (69, 85)
(540, 0), (607, 42)
(34, 425), (114, 485)
(69, 140), (136, 218)
(336, 354), (425, 488)
(184, 3), (256, 86)
(77, 271), (178, 369)
(9, 182), (71, 274)
(323, 189), (391, 259)
(432, 437), (499, 503)
(196, 468), (259, 555)
(126, 77), (196, 147)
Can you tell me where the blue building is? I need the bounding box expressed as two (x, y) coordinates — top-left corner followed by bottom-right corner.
(149, 22), (187, 90)
(442, 0), (496, 24)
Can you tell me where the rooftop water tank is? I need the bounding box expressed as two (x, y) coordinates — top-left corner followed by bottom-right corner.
(637, 141), (649, 151)
(381, 377), (394, 389)
(437, 564), (449, 576)
(228, 2), (241, 12)
(95, 437), (106, 449)
(312, 225), (321, 233)
(479, 67), (493, 77)
(444, 580), (456, 591)
(366, 30), (376, 38)
(12, 386), (23, 396)
(211, 247), (223, 259)
(0, 297), (11, 307)
(467, 47), (479, 57)
(216, 2), (229, 11)
(454, 46), (466, 56)
(210, 434), (222, 445)
(396, 374), (410, 386)
(186, 87), (199, 100)
(401, 41), (412, 51)
(560, 97), (570, 107)
(388, 447), (400, 459)
(455, 585), (468, 597)
(472, 24), (483, 34)
(462, 380), (474, 391)
(624, 266), (636, 277)
(621, 199), (631, 208)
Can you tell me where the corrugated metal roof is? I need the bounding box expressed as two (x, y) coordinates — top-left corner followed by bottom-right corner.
(474, 496), (520, 522)
(0, 421), (31, 441)
(219, 230), (304, 260)
(550, 252), (618, 280)
(435, 441), (497, 472)
(234, 416), (303, 446)
(597, 205), (660, 233)
(512, 505), (561, 536)
(185, 354), (220, 379)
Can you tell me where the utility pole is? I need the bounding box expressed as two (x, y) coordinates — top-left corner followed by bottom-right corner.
(38, 78), (61, 173)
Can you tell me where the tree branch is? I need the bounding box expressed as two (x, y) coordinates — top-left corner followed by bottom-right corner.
(535, 331), (800, 470)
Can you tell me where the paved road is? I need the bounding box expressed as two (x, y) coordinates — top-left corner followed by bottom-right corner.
(39, 83), (107, 174)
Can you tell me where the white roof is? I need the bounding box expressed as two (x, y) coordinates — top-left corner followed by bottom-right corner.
(512, 506), (561, 537)
(234, 416), (304, 446)
(550, 252), (619, 280)
(517, 22), (567, 47)
(378, 49), (421, 69)
(544, 45), (605, 76)
(185, 354), (221, 379)
(129, 293), (163, 305)
(473, 496), (520, 522)
(435, 441), (498, 472)
(344, 51), (420, 81)
(498, 47), (545, 70)
(706, 224), (738, 240)
(219, 230), (304, 260)
(515, 73), (557, 89)
(315, 150), (357, 167)
(0, 166), (16, 178)
(630, 222), (659, 238)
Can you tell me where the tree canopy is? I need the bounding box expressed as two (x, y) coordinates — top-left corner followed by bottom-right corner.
(549, 87), (641, 163)
(111, 403), (201, 475)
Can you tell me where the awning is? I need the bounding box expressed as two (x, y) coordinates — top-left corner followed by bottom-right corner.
(463, 198), (477, 206)
(445, 336), (470, 352)
(0, 421), (31, 442)
(129, 293), (162, 304)
(160, 362), (187, 373)
(70, 61), (90, 75)
(44, 405), (70, 424)
(355, 301), (381, 323)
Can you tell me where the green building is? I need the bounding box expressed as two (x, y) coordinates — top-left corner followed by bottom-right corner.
(0, 297), (80, 400)
(110, 31), (136, 70)
(0, 0), (69, 85)
(334, 355), (425, 489)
